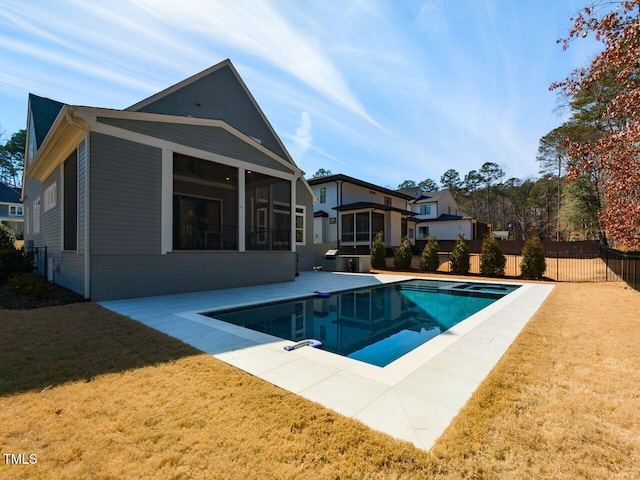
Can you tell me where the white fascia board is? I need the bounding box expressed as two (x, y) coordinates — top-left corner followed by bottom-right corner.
(77, 107), (301, 176)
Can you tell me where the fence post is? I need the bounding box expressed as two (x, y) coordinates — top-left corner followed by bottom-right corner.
(556, 253), (560, 282)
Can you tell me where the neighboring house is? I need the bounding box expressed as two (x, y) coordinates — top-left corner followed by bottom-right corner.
(22, 59), (315, 301)
(308, 174), (416, 253)
(399, 187), (490, 242)
(0, 182), (24, 241)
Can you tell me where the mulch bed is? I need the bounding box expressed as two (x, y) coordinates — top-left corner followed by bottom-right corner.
(0, 282), (87, 310)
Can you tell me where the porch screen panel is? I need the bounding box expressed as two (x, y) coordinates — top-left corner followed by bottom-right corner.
(341, 213), (354, 242)
(245, 171), (291, 251)
(356, 212), (369, 242)
(372, 212), (384, 238)
(173, 153), (238, 250)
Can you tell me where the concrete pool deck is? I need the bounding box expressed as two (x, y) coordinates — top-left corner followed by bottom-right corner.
(100, 272), (554, 451)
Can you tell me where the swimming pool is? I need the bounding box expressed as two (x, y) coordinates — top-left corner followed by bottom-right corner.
(204, 279), (519, 367)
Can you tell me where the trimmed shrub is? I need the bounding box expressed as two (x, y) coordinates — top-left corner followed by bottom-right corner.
(393, 236), (414, 270)
(450, 234), (470, 274)
(480, 234), (506, 276)
(420, 236), (440, 272)
(370, 231), (386, 269)
(521, 230), (547, 279)
(6, 273), (52, 299)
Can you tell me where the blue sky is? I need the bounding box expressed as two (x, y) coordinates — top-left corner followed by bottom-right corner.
(0, 0), (599, 188)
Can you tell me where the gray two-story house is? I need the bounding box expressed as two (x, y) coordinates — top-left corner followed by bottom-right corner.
(22, 59), (315, 301)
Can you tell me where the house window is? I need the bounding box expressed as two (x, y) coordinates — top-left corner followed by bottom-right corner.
(319, 187), (326, 204)
(295, 206), (305, 244)
(409, 228), (414, 239)
(384, 196), (391, 206)
(44, 182), (57, 212)
(329, 217), (336, 224)
(9, 205), (23, 216)
(173, 153), (239, 250)
(419, 205), (431, 215)
(33, 198), (40, 234)
(418, 226), (429, 239)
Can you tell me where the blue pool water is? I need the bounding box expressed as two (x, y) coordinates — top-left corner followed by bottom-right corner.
(204, 279), (519, 367)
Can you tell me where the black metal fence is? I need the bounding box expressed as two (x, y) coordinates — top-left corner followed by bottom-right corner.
(600, 246), (640, 291)
(426, 252), (617, 282)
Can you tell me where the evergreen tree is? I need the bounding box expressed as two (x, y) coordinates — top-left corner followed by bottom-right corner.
(450, 234), (470, 274)
(520, 229), (547, 279)
(370, 231), (386, 269)
(480, 234), (506, 276)
(420, 236), (440, 272)
(393, 236), (414, 270)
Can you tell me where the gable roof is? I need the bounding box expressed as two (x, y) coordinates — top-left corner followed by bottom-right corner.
(28, 93), (65, 149)
(127, 59), (292, 163)
(308, 173), (414, 200)
(0, 182), (22, 203)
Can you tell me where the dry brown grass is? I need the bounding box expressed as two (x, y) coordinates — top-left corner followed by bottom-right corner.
(2, 281), (640, 479)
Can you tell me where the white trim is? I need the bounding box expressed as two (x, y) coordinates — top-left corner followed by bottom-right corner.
(84, 133), (91, 299)
(295, 205), (306, 246)
(290, 180), (296, 252)
(238, 167), (246, 252)
(8, 205), (23, 216)
(33, 197), (41, 234)
(92, 120), (296, 183)
(161, 149), (173, 255)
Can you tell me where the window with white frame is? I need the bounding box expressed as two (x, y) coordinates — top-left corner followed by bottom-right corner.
(44, 182), (57, 212)
(419, 204), (431, 215)
(9, 205), (23, 216)
(33, 198), (41, 234)
(295, 206), (305, 244)
(319, 187), (326, 203)
(418, 226), (429, 239)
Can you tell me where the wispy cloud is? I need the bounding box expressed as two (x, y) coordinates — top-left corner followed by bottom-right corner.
(132, 0), (381, 129)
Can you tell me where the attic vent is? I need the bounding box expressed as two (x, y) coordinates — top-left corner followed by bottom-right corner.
(250, 136), (262, 144)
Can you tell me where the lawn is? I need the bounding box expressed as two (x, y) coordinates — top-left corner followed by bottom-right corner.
(1, 280), (639, 479)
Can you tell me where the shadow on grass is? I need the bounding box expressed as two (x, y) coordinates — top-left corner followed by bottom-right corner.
(0, 303), (201, 396)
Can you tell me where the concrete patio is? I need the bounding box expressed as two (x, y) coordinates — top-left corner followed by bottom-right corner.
(100, 271), (553, 450)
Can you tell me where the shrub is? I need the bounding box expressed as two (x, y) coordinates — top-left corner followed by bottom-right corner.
(370, 231), (386, 269)
(6, 273), (52, 299)
(393, 236), (414, 270)
(0, 223), (16, 250)
(480, 234), (506, 276)
(0, 224), (34, 283)
(450, 234), (470, 274)
(420, 236), (440, 272)
(521, 230), (547, 279)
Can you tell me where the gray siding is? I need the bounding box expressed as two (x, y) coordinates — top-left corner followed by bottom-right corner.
(89, 133), (162, 255)
(295, 182), (315, 271)
(133, 64), (289, 160)
(97, 118), (291, 174)
(57, 251), (84, 295)
(91, 251), (295, 301)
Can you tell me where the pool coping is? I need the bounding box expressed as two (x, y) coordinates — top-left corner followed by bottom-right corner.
(100, 271), (554, 451)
